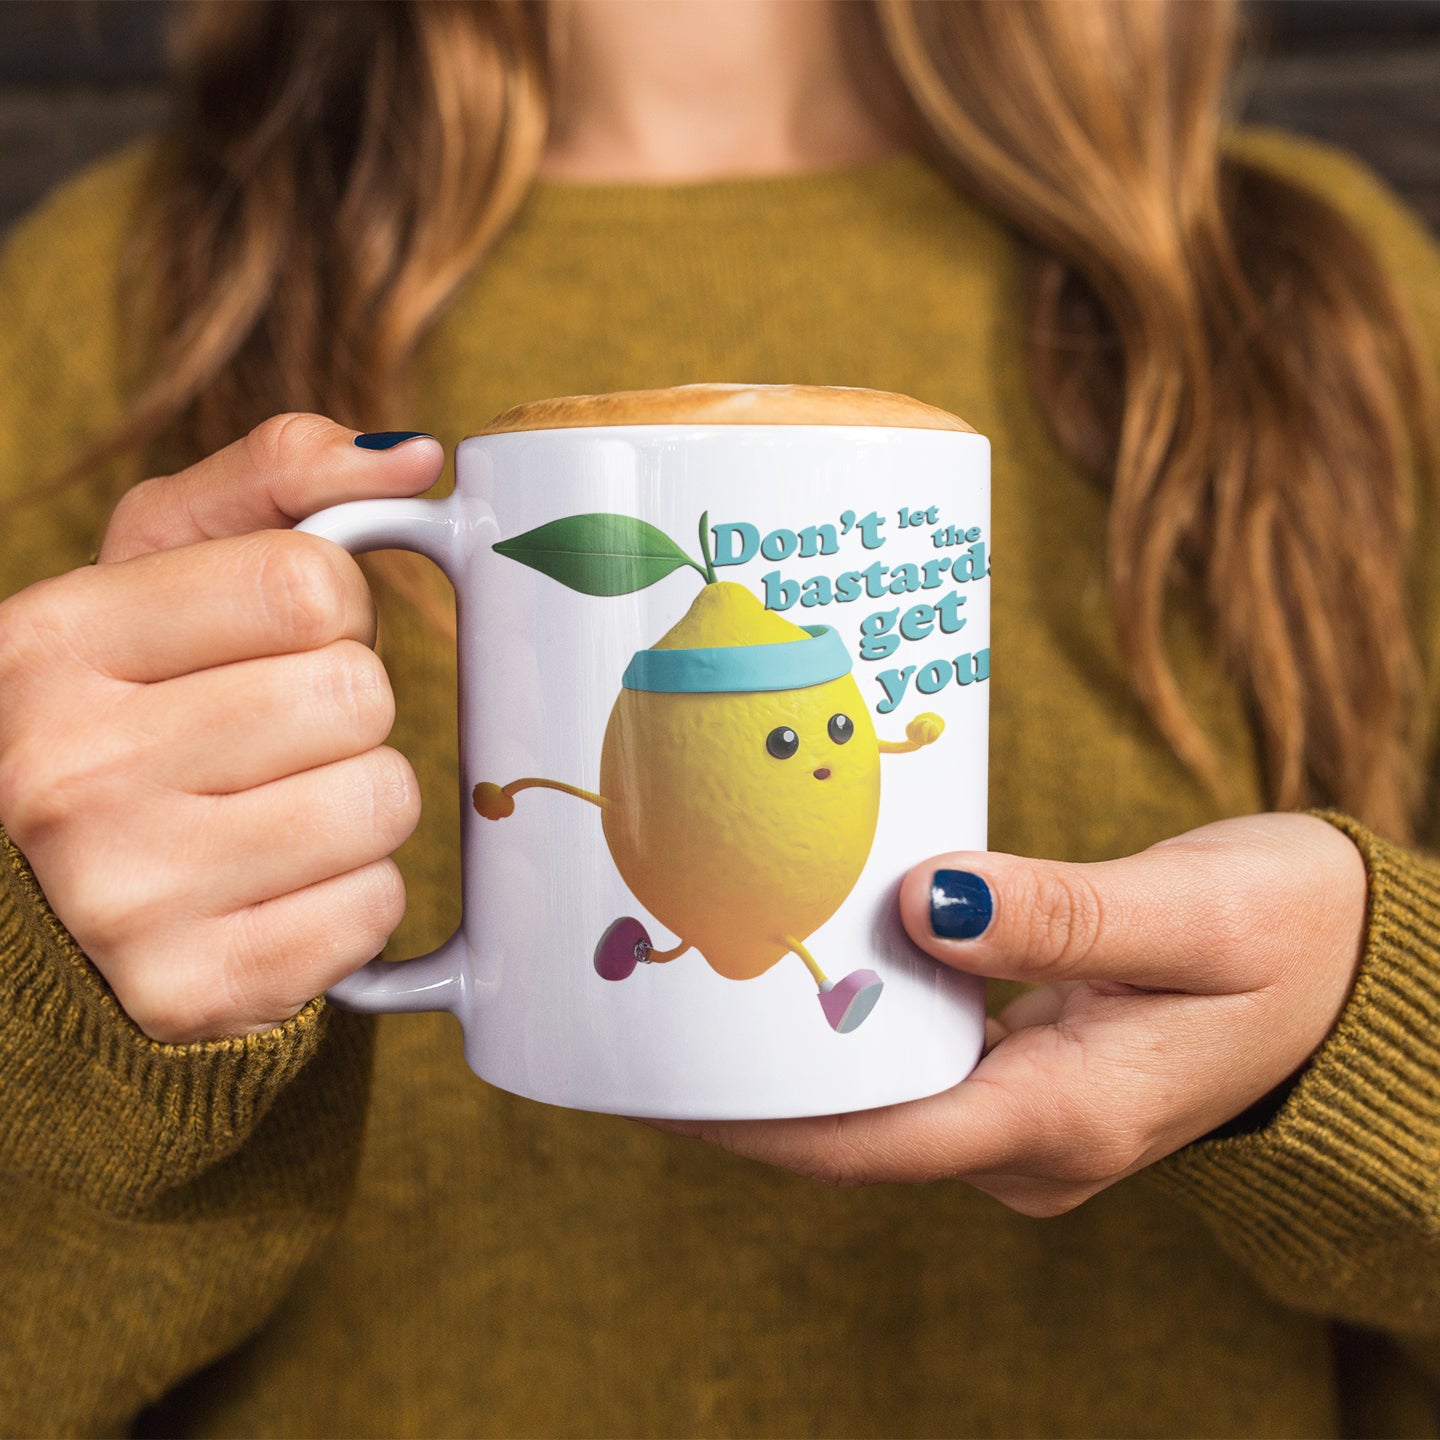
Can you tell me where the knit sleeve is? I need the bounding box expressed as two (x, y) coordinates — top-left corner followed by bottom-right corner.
(1150, 817), (1440, 1359)
(0, 155), (374, 1434)
(0, 831), (375, 1431)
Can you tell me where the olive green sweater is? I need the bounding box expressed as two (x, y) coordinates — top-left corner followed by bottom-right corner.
(3, 133), (1440, 1439)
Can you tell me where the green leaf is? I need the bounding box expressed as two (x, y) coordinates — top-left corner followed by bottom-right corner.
(493, 513), (702, 596)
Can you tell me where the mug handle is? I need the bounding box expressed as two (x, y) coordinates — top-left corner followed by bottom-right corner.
(294, 496), (468, 1017)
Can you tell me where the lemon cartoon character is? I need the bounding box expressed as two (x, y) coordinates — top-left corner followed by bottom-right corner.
(473, 512), (943, 1034)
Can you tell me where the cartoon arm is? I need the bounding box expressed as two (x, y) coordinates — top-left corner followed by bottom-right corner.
(473, 778), (608, 820)
(878, 712), (945, 755)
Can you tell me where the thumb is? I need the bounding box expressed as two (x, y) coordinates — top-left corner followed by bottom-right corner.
(99, 414), (443, 563)
(897, 822), (1297, 993)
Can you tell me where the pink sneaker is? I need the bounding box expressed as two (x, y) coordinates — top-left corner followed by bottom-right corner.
(818, 970), (884, 1033)
(593, 916), (652, 981)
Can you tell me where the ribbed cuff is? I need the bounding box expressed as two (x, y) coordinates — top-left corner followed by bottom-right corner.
(1152, 814), (1440, 1312)
(0, 825), (342, 1215)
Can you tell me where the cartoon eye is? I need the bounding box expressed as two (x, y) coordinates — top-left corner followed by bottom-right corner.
(827, 713), (854, 745)
(766, 726), (800, 760)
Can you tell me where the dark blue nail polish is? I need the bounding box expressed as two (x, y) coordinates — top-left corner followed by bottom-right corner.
(930, 869), (993, 940)
(354, 430), (433, 450)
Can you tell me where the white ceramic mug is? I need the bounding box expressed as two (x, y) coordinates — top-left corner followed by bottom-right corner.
(297, 384), (991, 1119)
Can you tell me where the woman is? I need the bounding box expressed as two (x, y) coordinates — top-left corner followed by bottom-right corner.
(0, 1), (1437, 1434)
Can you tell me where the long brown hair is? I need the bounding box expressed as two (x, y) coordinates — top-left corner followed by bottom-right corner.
(84, 0), (1438, 838)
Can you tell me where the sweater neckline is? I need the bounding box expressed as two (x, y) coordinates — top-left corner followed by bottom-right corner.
(515, 151), (953, 227)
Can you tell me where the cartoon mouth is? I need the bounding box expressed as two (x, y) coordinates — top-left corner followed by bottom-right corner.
(813, 768), (832, 781)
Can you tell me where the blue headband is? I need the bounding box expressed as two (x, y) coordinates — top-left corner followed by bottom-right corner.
(621, 624), (852, 695)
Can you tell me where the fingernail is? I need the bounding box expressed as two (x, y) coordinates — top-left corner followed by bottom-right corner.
(930, 869), (993, 940)
(354, 430), (434, 451)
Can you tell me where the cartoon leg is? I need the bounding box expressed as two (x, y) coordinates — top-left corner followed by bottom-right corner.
(784, 934), (884, 1034)
(474, 777), (607, 819)
(594, 918), (690, 981)
(878, 712), (945, 754)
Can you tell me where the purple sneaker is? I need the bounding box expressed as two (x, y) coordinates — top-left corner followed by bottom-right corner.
(818, 969), (884, 1033)
(594, 916), (652, 981)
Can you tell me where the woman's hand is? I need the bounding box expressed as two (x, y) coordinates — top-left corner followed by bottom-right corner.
(0, 415), (443, 1043)
(658, 813), (1368, 1215)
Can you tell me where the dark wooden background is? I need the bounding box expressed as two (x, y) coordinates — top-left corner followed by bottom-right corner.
(1, 0), (1438, 235)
